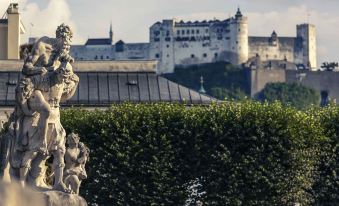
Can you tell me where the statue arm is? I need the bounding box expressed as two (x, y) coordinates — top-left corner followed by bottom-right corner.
(76, 143), (88, 164)
(22, 42), (48, 76)
(61, 74), (79, 102)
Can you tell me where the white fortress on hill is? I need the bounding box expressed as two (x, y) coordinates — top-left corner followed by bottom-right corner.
(70, 8), (317, 73)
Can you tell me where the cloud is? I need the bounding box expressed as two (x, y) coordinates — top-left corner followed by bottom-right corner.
(0, 0), (84, 44)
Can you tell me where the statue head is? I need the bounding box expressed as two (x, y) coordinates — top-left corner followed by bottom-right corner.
(67, 133), (80, 147)
(56, 24), (73, 47)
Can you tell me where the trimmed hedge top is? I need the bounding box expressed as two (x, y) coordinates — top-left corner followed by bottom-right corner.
(59, 102), (338, 206)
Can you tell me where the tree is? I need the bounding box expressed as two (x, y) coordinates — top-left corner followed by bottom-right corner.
(320, 62), (339, 71)
(211, 87), (247, 100)
(163, 62), (249, 100)
(257, 82), (320, 109)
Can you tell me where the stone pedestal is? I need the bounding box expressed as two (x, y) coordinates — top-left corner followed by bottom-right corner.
(0, 182), (87, 206)
(42, 191), (87, 206)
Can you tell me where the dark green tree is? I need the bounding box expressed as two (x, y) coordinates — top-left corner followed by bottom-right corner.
(257, 82), (320, 109)
(163, 62), (249, 100)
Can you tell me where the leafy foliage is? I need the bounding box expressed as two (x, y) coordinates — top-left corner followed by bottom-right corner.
(308, 105), (339, 205)
(163, 62), (249, 100)
(257, 82), (320, 109)
(61, 102), (325, 205)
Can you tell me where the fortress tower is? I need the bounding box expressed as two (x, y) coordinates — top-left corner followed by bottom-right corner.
(229, 8), (248, 65)
(297, 24), (317, 70)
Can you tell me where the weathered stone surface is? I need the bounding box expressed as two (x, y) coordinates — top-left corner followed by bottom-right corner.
(0, 182), (87, 206)
(41, 190), (87, 206)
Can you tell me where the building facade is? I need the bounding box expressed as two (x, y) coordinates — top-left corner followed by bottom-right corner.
(0, 3), (25, 60)
(70, 8), (317, 74)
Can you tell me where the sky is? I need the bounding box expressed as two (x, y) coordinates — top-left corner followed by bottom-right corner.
(0, 0), (338, 65)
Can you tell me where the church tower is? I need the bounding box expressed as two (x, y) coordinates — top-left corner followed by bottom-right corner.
(109, 22), (113, 44)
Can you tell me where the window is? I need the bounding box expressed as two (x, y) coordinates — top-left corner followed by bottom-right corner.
(196, 30), (200, 34)
(165, 37), (171, 42)
(191, 54), (195, 58)
(166, 31), (170, 36)
(106, 56), (109, 59)
(182, 30), (185, 35)
(203, 53), (207, 58)
(155, 53), (160, 58)
(166, 44), (170, 48)
(236, 41), (238, 44)
(214, 53), (218, 58)
(177, 30), (180, 35)
(187, 30), (190, 35)
(95, 55), (98, 60)
(205, 29), (209, 33)
(101, 55), (103, 60)
(192, 30), (195, 34)
(167, 54), (170, 58)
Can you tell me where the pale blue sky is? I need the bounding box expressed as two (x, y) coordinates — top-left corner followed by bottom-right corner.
(1, 0), (338, 65)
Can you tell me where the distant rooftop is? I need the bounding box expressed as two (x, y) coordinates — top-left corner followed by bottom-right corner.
(85, 38), (112, 46)
(0, 71), (216, 106)
(0, 19), (8, 24)
(0, 60), (157, 73)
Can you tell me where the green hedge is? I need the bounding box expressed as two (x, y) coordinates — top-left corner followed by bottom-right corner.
(60, 102), (331, 206)
(309, 106), (339, 205)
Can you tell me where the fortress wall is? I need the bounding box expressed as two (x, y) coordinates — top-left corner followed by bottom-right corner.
(71, 45), (113, 61)
(287, 70), (339, 101)
(248, 37), (296, 62)
(248, 68), (286, 97)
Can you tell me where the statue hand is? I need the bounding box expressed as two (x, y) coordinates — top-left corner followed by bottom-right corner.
(71, 74), (79, 83)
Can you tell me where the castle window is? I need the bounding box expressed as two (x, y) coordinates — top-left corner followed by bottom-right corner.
(166, 44), (170, 48)
(236, 41), (238, 44)
(226, 37), (230, 40)
(203, 53), (207, 58)
(238, 29), (241, 32)
(177, 30), (180, 35)
(182, 30), (185, 35)
(187, 30), (190, 34)
(205, 29), (209, 33)
(166, 31), (170, 36)
(155, 53), (160, 58)
(192, 30), (195, 34)
(167, 54), (170, 58)
(154, 38), (160, 42)
(191, 54), (195, 58)
(214, 53), (218, 58)
(196, 30), (200, 34)
(165, 37), (171, 42)
(101, 55), (103, 60)
(106, 56), (109, 59)
(95, 55), (98, 60)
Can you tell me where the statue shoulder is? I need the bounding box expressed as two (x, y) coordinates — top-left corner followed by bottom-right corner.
(32, 37), (55, 52)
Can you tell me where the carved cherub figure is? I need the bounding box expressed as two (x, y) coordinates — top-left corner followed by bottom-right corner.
(64, 133), (89, 194)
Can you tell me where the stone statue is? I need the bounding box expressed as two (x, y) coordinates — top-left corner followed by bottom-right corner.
(64, 133), (89, 194)
(0, 24), (88, 203)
